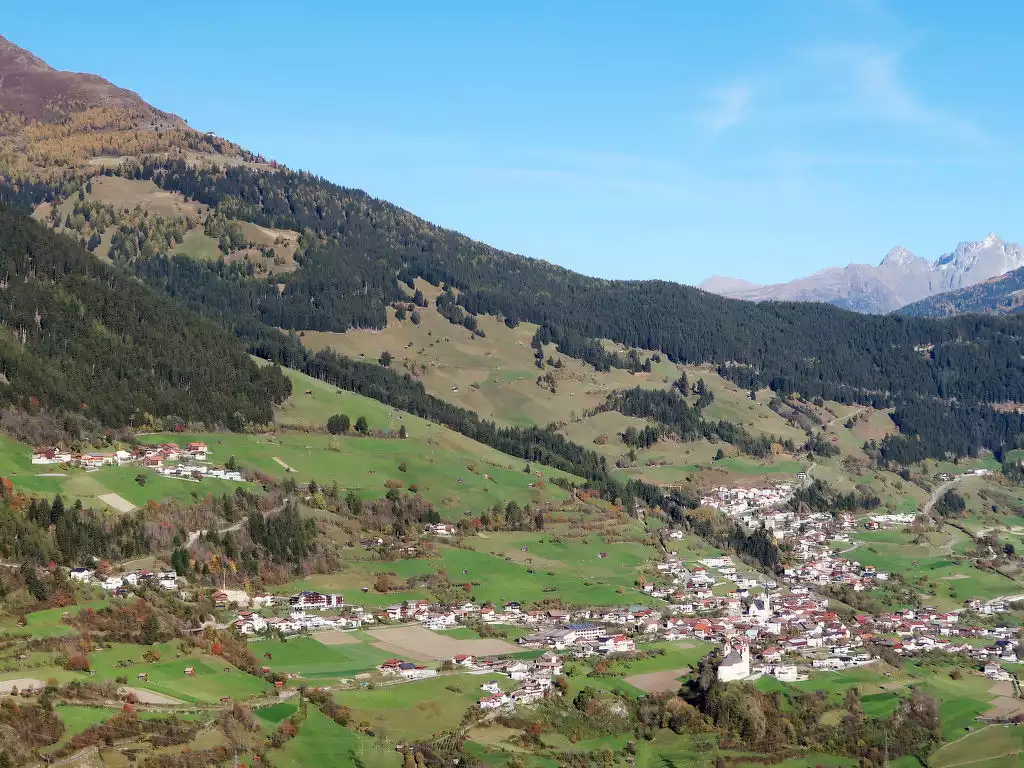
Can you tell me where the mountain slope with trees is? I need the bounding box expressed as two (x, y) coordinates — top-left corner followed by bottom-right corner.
(114, 158), (1024, 461)
(0, 207), (291, 431)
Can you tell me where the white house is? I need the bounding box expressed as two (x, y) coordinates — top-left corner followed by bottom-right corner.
(68, 567), (94, 582)
(478, 693), (510, 709)
(235, 613), (269, 635)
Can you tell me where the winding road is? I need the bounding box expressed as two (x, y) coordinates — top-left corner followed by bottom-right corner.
(922, 475), (964, 518)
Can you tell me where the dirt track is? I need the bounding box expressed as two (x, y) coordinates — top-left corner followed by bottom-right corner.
(623, 667), (691, 693)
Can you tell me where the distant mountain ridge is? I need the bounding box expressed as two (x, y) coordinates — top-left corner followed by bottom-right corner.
(899, 265), (1024, 317)
(700, 234), (1024, 313)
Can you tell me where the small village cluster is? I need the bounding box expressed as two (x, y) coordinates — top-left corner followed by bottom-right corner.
(68, 565), (181, 593)
(30, 442), (244, 481)
(699, 484), (795, 516)
(686, 485), (891, 591)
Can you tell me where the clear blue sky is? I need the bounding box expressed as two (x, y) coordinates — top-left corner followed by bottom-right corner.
(5, 1), (1022, 284)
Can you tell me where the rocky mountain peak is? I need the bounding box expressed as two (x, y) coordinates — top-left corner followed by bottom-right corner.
(879, 246), (922, 268)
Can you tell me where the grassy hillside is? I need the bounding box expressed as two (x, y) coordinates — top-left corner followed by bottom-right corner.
(0, 364), (580, 518)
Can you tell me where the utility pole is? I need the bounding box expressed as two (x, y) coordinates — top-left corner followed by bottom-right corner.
(883, 727), (889, 768)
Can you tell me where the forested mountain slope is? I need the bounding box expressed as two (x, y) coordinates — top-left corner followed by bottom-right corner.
(899, 266), (1024, 318)
(106, 158), (1024, 461)
(0, 208), (290, 430)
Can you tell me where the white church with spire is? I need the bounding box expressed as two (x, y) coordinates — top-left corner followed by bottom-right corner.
(717, 639), (750, 682)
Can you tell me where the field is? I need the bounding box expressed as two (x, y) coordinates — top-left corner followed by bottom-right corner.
(54, 704), (116, 740)
(0, 599), (109, 638)
(932, 725), (1024, 768)
(849, 526), (1022, 610)
(371, 535), (659, 607)
(248, 636), (395, 679)
(172, 227), (222, 261)
(293, 296), (834, 492)
(336, 673), (517, 742)
(296, 283), (682, 430)
(85, 641), (273, 703)
(88, 176), (206, 219)
(272, 706), (394, 768)
(366, 625), (519, 660)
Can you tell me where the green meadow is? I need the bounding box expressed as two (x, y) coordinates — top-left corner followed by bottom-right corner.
(248, 636), (394, 679)
(368, 537), (658, 607)
(335, 674), (517, 741)
(0, 433), (258, 510)
(272, 706), (394, 768)
(85, 641), (273, 703)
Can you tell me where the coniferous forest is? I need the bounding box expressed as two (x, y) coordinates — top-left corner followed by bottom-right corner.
(0, 209), (290, 429)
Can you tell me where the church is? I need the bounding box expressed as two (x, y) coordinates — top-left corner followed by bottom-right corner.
(747, 589), (772, 623)
(717, 639), (750, 682)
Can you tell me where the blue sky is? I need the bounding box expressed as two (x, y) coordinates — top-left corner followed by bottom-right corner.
(5, 1), (1022, 284)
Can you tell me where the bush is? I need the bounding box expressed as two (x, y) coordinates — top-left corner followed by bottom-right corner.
(327, 414), (350, 434)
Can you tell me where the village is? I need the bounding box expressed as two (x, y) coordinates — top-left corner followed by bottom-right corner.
(25, 473), (1024, 716)
(30, 441), (246, 482)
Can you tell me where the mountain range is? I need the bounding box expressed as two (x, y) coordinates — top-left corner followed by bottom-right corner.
(699, 234), (1024, 314)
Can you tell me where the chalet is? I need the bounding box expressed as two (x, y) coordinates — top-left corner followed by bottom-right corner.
(378, 658), (406, 675)
(533, 651), (563, 674)
(599, 635), (636, 654)
(478, 693), (510, 709)
(567, 623), (602, 641)
(452, 654), (476, 667)
(78, 453), (113, 469)
(506, 661), (531, 680)
(425, 523), (457, 537)
(186, 442), (208, 460)
(235, 613), (268, 635)
(398, 662), (437, 680)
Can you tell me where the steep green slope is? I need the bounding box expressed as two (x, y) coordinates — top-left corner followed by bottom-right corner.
(0, 207), (290, 430)
(899, 267), (1024, 317)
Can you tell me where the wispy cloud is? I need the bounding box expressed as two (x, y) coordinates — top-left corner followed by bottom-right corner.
(694, 83), (751, 135)
(812, 44), (992, 149)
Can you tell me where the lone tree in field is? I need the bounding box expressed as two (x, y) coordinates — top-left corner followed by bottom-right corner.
(327, 414), (350, 434)
(379, 350), (393, 367)
(355, 416), (369, 434)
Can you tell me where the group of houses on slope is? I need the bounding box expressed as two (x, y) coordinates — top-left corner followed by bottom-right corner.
(30, 442), (244, 482)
